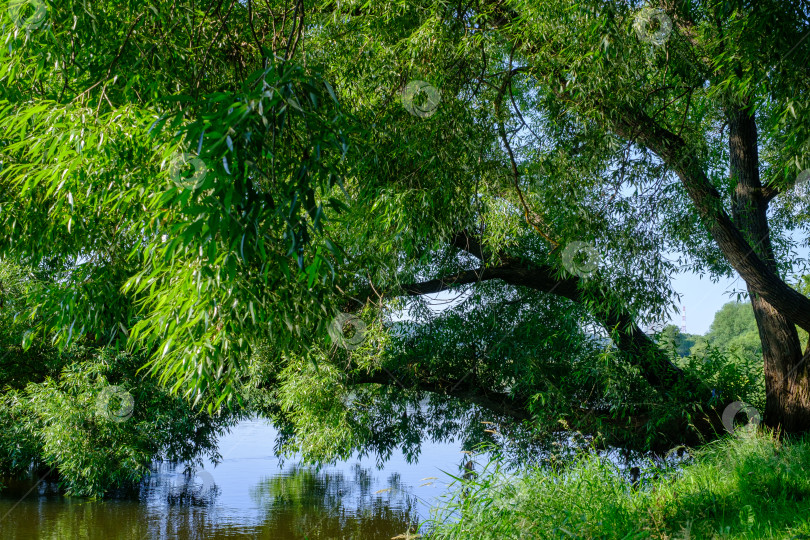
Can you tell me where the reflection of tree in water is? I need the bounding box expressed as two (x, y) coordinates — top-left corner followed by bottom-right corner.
(138, 462), (221, 507)
(165, 473), (219, 507)
(251, 464), (419, 539)
(137, 463), (225, 539)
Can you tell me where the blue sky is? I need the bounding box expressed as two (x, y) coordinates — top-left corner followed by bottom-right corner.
(668, 222), (810, 334)
(668, 241), (810, 335)
(668, 271), (741, 335)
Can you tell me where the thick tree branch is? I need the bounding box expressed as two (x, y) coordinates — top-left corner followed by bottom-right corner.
(449, 229), (492, 261)
(356, 230), (698, 391)
(399, 267), (494, 296)
(612, 108), (810, 333)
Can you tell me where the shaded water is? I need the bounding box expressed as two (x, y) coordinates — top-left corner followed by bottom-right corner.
(0, 418), (470, 539)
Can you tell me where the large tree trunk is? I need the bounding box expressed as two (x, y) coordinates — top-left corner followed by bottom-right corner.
(753, 294), (810, 431)
(611, 106), (810, 432)
(728, 107), (810, 432)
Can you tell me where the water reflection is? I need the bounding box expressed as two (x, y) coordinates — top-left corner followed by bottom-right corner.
(252, 465), (419, 539)
(0, 417), (685, 539)
(0, 468), (419, 540)
(0, 419), (447, 539)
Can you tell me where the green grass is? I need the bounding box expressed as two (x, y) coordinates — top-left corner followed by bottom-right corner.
(427, 429), (810, 539)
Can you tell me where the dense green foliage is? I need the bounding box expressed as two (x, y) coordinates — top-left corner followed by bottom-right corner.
(429, 430), (810, 539)
(0, 0), (352, 407)
(0, 346), (239, 497)
(653, 307), (767, 417)
(691, 302), (762, 358)
(656, 324), (697, 357)
(0, 0), (809, 506)
(677, 345), (765, 418)
(0, 262), (239, 497)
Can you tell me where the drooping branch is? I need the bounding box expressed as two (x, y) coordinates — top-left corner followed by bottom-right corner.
(347, 364), (722, 450)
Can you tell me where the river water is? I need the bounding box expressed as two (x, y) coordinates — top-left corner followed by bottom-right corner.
(0, 417), (473, 539)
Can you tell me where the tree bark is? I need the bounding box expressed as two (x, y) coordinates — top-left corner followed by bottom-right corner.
(728, 107), (810, 433)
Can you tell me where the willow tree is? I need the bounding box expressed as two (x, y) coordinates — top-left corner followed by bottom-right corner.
(480, 0), (810, 430)
(269, 0), (727, 455)
(1, 0), (807, 470)
(0, 0), (354, 406)
(278, 0), (810, 433)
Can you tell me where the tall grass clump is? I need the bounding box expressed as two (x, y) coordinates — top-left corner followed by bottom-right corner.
(427, 429), (810, 539)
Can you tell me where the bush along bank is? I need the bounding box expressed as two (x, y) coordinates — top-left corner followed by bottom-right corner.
(427, 429), (810, 539)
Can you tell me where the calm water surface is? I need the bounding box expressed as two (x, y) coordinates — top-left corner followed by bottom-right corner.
(0, 418), (471, 539)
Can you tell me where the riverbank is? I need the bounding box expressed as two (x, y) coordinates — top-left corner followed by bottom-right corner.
(427, 429), (810, 539)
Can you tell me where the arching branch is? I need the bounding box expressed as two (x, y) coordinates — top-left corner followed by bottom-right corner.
(353, 230), (702, 393)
